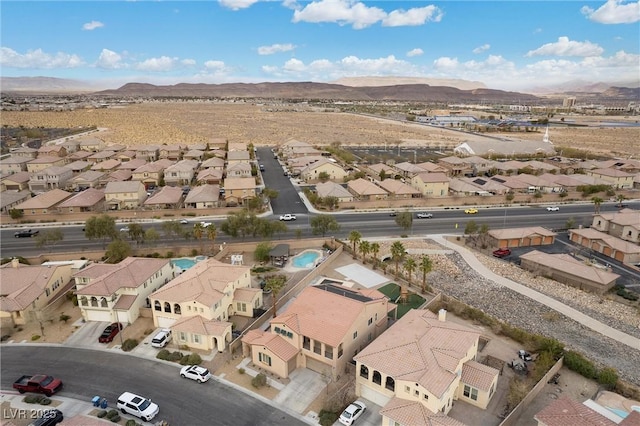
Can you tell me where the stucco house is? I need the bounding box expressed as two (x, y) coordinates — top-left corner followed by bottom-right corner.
(0, 157), (31, 175)
(90, 158), (122, 173)
(196, 168), (223, 185)
(87, 150), (116, 164)
(223, 177), (257, 206)
(75, 257), (176, 324)
(116, 158), (147, 171)
(104, 181), (147, 210)
(164, 160), (199, 186)
(184, 184), (220, 208)
(242, 283), (394, 380)
(27, 156), (66, 173)
(159, 144), (185, 160)
(377, 179), (421, 199)
(586, 168), (634, 189)
(67, 171), (106, 191)
(354, 309), (499, 424)
(135, 145), (160, 161)
(78, 138), (105, 152)
(410, 172), (450, 197)
(29, 166), (73, 192)
(226, 162), (252, 178)
(0, 190), (31, 214)
(143, 186), (184, 209)
(1, 172), (31, 191)
(57, 188), (106, 213)
(38, 145), (68, 158)
(591, 208), (640, 244)
(300, 158), (347, 182)
(226, 151), (251, 165)
(487, 227), (557, 248)
(0, 259), (73, 327)
(132, 160), (174, 188)
(315, 182), (354, 203)
(568, 228), (640, 265)
(14, 189), (73, 215)
(347, 178), (388, 201)
(65, 160), (92, 175)
(200, 157), (225, 171)
(10, 147), (38, 159)
(149, 259), (261, 352)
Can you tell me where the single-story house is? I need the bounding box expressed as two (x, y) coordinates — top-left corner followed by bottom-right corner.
(487, 227), (557, 248)
(13, 189), (73, 215)
(184, 184), (220, 209)
(315, 182), (354, 203)
(377, 179), (421, 199)
(568, 228), (640, 265)
(143, 186), (184, 209)
(57, 188), (106, 213)
(347, 178), (388, 200)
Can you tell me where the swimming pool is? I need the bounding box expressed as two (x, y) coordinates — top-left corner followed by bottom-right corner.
(171, 258), (196, 271)
(606, 407), (629, 418)
(292, 250), (321, 268)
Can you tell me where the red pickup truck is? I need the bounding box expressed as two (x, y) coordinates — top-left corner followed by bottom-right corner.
(13, 375), (63, 396)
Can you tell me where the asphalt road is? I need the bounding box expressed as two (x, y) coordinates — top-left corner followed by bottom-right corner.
(258, 146), (309, 215)
(0, 346), (306, 426)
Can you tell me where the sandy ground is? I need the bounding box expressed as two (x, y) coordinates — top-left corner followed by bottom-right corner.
(3, 103), (638, 156)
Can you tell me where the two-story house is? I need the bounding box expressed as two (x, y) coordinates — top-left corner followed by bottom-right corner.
(27, 156), (66, 173)
(242, 283), (393, 381)
(354, 309), (499, 425)
(75, 257), (176, 324)
(132, 160), (174, 188)
(196, 168), (223, 185)
(200, 157), (225, 171)
(1, 172), (31, 191)
(87, 150), (116, 164)
(135, 145), (160, 161)
(159, 144), (185, 161)
(163, 160), (198, 186)
(410, 172), (450, 197)
(591, 208), (640, 244)
(37, 145), (68, 158)
(223, 177), (256, 206)
(0, 259), (73, 327)
(149, 259), (261, 352)
(79, 138), (105, 152)
(226, 151), (251, 165)
(586, 168), (635, 189)
(28, 166), (73, 193)
(10, 147), (38, 160)
(104, 181), (147, 210)
(0, 157), (31, 175)
(67, 171), (106, 191)
(300, 158), (347, 182)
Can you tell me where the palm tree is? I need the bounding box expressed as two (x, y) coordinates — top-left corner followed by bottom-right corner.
(359, 240), (371, 264)
(390, 241), (406, 278)
(193, 223), (204, 254)
(404, 257), (416, 285)
(348, 230), (362, 258)
(206, 224), (217, 255)
(592, 196), (603, 214)
(419, 255), (433, 293)
(615, 194), (626, 208)
(370, 242), (380, 268)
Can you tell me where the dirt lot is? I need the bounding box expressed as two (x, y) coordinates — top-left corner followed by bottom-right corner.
(2, 103), (638, 156)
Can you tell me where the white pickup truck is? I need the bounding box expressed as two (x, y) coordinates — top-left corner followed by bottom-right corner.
(279, 214), (297, 221)
(197, 222), (213, 228)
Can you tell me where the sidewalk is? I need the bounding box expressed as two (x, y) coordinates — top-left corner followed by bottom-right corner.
(432, 234), (640, 351)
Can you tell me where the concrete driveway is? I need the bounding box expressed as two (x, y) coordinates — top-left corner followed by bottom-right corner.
(333, 399), (382, 426)
(64, 320), (117, 349)
(273, 368), (326, 413)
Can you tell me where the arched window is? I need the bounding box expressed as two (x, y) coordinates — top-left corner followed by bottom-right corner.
(164, 302), (171, 313)
(359, 365), (369, 379)
(154, 301), (161, 311)
(372, 371), (382, 386)
(100, 297), (108, 307)
(385, 376), (395, 391)
(174, 304), (181, 315)
(90, 297), (98, 307)
(79, 296), (88, 306)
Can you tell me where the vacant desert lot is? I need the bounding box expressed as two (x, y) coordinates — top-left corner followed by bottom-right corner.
(3, 103), (639, 156)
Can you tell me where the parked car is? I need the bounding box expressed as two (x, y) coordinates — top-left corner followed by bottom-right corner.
(116, 392), (159, 422)
(28, 409), (63, 426)
(259, 164), (265, 171)
(464, 208), (479, 214)
(279, 214), (296, 221)
(179, 219), (189, 224)
(518, 350), (533, 361)
(492, 248), (511, 258)
(546, 206), (560, 211)
(14, 229), (39, 238)
(180, 365), (212, 383)
(339, 400), (367, 426)
(416, 212), (433, 219)
(13, 375), (63, 396)
(151, 328), (172, 348)
(99, 322), (123, 343)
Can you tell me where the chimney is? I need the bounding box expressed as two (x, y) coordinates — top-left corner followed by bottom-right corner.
(438, 308), (447, 322)
(11, 258), (19, 268)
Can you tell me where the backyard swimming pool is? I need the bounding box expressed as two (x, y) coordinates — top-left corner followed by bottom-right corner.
(292, 250), (321, 268)
(171, 256), (207, 272)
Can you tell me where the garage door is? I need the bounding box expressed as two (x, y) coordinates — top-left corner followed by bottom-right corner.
(360, 385), (391, 407)
(85, 310), (112, 322)
(157, 316), (176, 328)
(305, 357), (330, 377)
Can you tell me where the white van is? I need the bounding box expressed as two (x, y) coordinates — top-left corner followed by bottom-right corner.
(116, 392), (159, 421)
(151, 328), (172, 348)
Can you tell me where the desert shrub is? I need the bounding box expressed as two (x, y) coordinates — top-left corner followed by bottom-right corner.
(23, 395), (38, 404)
(110, 414), (121, 422)
(186, 353), (202, 365)
(167, 351), (184, 362)
(121, 338), (139, 352)
(318, 409), (339, 426)
(564, 350), (597, 379)
(190, 249), (198, 256)
(179, 355), (190, 365)
(125, 420), (140, 426)
(238, 368), (245, 374)
(598, 368), (619, 390)
(31, 335), (41, 341)
(156, 349), (170, 360)
(96, 410), (108, 418)
(40, 397), (51, 405)
(59, 313), (71, 323)
(165, 251), (174, 258)
(251, 373), (267, 388)
(106, 410), (119, 419)
(506, 376), (529, 410)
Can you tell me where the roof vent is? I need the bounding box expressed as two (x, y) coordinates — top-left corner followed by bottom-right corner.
(438, 308), (447, 322)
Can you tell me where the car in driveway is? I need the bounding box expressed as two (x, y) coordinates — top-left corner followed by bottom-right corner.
(98, 322), (123, 343)
(116, 391), (159, 422)
(546, 206), (560, 211)
(416, 212), (433, 219)
(492, 248), (511, 258)
(180, 365), (212, 383)
(464, 208), (479, 214)
(339, 400), (366, 425)
(279, 214), (296, 221)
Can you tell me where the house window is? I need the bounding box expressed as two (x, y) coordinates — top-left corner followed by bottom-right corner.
(372, 371), (382, 386)
(303, 336), (310, 350)
(154, 301), (161, 311)
(79, 297), (88, 306)
(324, 345), (333, 360)
(353, 331), (357, 339)
(179, 332), (186, 341)
(414, 389), (419, 397)
(360, 365), (369, 379)
(237, 302), (246, 312)
(174, 304), (181, 314)
(313, 340), (321, 355)
(45, 289), (50, 297)
(164, 302), (171, 313)
(90, 297), (98, 307)
(368, 318), (372, 326)
(338, 343), (343, 358)
(463, 385), (478, 401)
(192, 334), (201, 344)
(405, 386), (410, 393)
(100, 298), (108, 308)
(259, 352), (272, 366)
(423, 393), (429, 401)
(274, 327), (281, 334)
(385, 377), (395, 391)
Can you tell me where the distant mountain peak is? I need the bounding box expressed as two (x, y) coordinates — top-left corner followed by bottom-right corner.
(331, 76), (487, 91)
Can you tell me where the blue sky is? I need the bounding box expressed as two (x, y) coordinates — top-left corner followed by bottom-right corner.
(1, 0), (639, 91)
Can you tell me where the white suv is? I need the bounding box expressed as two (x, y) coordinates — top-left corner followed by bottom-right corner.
(151, 329), (172, 348)
(116, 392), (159, 421)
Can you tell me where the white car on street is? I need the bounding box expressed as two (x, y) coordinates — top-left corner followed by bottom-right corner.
(279, 214), (297, 221)
(180, 365), (212, 383)
(179, 219), (189, 224)
(116, 392), (159, 422)
(197, 221), (213, 228)
(339, 400), (366, 425)
(546, 206), (560, 212)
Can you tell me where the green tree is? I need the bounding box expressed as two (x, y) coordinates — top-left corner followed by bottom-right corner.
(404, 257), (416, 285)
(162, 221), (183, 240)
(128, 223), (145, 245)
(359, 240), (371, 264)
(254, 242), (272, 262)
(370, 242), (380, 268)
(193, 223), (205, 252)
(145, 228), (160, 245)
(464, 220), (478, 236)
(395, 212), (413, 232)
(592, 196), (603, 214)
(85, 214), (118, 247)
(318, 171), (330, 183)
(323, 196), (339, 211)
(245, 196), (262, 212)
(379, 170), (387, 181)
(390, 241), (406, 278)
(104, 239), (132, 263)
(262, 188), (279, 201)
(615, 194), (626, 208)
(257, 220), (287, 239)
(9, 208), (23, 220)
(35, 229), (64, 250)
(419, 255), (433, 293)
(206, 224), (217, 254)
(348, 230), (362, 257)
(265, 275), (287, 318)
(310, 215), (340, 237)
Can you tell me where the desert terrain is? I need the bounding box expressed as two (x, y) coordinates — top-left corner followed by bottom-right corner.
(2, 103), (638, 157)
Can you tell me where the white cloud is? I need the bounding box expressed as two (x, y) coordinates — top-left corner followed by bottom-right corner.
(82, 21), (104, 31)
(407, 48), (423, 57)
(257, 43), (296, 55)
(526, 36), (604, 57)
(0, 47), (83, 69)
(96, 49), (124, 69)
(472, 44), (490, 54)
(135, 56), (179, 72)
(292, 0), (388, 29)
(218, 0), (260, 11)
(581, 0), (640, 24)
(433, 57), (459, 70)
(382, 5), (442, 26)
(204, 60), (227, 71)
(181, 59), (196, 66)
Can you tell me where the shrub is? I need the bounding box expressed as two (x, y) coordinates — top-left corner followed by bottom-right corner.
(96, 410), (108, 418)
(121, 338), (139, 352)
(31, 335), (41, 341)
(165, 251), (174, 258)
(186, 353), (202, 365)
(110, 415), (121, 422)
(167, 351), (184, 362)
(59, 313), (71, 323)
(318, 409), (339, 426)
(564, 350), (597, 379)
(106, 410), (119, 419)
(24, 395), (38, 404)
(190, 249), (198, 256)
(251, 373), (267, 388)
(125, 420), (140, 426)
(598, 368), (619, 390)
(238, 368), (245, 374)
(40, 397), (51, 405)
(156, 349), (170, 360)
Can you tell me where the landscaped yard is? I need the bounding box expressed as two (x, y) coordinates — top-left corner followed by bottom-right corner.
(378, 283), (426, 318)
